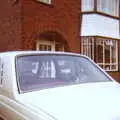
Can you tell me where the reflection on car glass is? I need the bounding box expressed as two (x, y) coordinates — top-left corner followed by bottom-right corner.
(16, 55), (111, 92)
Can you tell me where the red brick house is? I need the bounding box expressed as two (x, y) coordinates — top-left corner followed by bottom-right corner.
(0, 0), (81, 52)
(0, 0), (120, 82)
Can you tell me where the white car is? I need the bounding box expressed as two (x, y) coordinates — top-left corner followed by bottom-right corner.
(0, 51), (120, 120)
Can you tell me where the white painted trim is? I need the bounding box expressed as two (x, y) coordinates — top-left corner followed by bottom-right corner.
(36, 40), (65, 52)
(82, 0), (119, 17)
(36, 0), (51, 4)
(36, 40), (55, 51)
(81, 14), (120, 38)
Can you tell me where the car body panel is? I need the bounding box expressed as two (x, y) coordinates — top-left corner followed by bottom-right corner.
(17, 82), (120, 120)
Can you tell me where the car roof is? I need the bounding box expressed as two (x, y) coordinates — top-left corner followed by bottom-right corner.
(0, 51), (87, 58)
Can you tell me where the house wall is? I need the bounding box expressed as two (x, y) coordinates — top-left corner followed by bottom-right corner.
(0, 0), (81, 53)
(0, 1), (22, 51)
(21, 0), (81, 53)
(0, 0), (120, 82)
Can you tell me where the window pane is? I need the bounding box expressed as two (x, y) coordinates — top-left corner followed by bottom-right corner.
(97, 0), (119, 16)
(44, 45), (47, 50)
(39, 45), (44, 50)
(39, 44), (52, 51)
(95, 40), (103, 63)
(111, 64), (117, 70)
(48, 45), (51, 51)
(105, 40), (110, 64)
(81, 37), (94, 59)
(105, 64), (111, 71)
(82, 0), (94, 11)
(111, 40), (117, 63)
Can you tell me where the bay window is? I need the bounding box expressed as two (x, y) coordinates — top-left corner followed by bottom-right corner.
(82, 0), (119, 17)
(81, 36), (118, 71)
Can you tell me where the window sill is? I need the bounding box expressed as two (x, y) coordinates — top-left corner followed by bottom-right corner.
(32, 0), (54, 8)
(81, 11), (120, 20)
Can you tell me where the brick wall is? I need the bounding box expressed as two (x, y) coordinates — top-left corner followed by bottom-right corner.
(0, 0), (22, 51)
(0, 0), (81, 52)
(22, 0), (81, 53)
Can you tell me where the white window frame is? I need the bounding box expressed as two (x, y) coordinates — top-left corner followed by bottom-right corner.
(36, 40), (65, 52)
(81, 36), (95, 60)
(82, 0), (119, 17)
(81, 36), (118, 71)
(36, 0), (51, 4)
(36, 40), (55, 51)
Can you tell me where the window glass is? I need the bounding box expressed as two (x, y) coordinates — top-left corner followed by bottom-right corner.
(16, 55), (112, 93)
(97, 0), (119, 16)
(82, 0), (94, 11)
(36, 40), (64, 52)
(39, 44), (52, 51)
(95, 40), (103, 63)
(82, 0), (119, 17)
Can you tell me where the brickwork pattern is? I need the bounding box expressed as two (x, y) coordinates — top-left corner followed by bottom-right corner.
(0, 1), (22, 51)
(22, 0), (81, 52)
